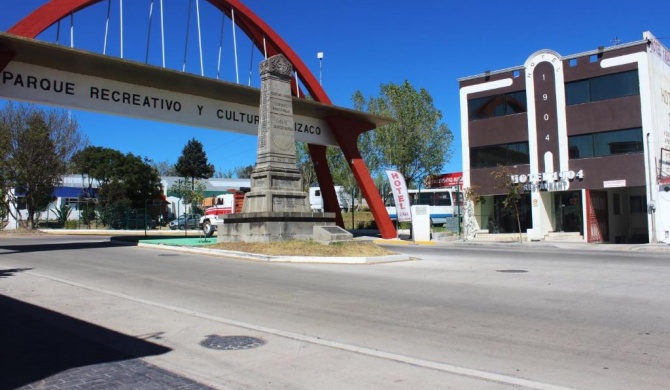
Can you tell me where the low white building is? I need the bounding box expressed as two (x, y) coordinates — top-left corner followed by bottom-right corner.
(3, 175), (251, 228)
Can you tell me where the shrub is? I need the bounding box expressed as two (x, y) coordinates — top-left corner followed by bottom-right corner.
(54, 204), (72, 226)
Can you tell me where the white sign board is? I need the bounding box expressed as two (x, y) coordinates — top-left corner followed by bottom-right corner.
(411, 205), (431, 242)
(0, 61), (337, 146)
(603, 179), (627, 188)
(385, 170), (411, 222)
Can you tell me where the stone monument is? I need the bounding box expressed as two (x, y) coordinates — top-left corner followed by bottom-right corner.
(218, 54), (337, 243)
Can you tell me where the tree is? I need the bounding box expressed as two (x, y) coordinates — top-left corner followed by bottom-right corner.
(97, 179), (131, 228)
(72, 146), (162, 205)
(151, 160), (178, 176)
(353, 80), (453, 188)
(293, 92), (381, 202)
(116, 153), (163, 207)
(213, 167), (234, 178)
(0, 103), (87, 229)
(170, 178), (206, 213)
(325, 147), (357, 210)
(234, 165), (254, 179)
(71, 146), (162, 227)
(174, 138), (214, 189)
(296, 143), (317, 191)
(491, 165), (523, 242)
(71, 146), (124, 186)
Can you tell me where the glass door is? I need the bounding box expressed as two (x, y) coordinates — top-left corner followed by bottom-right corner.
(554, 191), (583, 233)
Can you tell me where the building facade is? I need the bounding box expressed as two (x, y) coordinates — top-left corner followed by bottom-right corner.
(459, 31), (670, 243)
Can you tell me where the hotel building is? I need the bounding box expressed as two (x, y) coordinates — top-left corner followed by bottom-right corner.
(459, 32), (670, 243)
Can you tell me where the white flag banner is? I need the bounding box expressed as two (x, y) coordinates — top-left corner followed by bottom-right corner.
(385, 170), (412, 222)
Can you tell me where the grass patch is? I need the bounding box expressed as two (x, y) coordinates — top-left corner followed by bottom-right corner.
(341, 211), (377, 230)
(210, 240), (394, 257)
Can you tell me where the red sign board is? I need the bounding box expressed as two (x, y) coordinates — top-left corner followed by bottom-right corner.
(425, 172), (463, 188)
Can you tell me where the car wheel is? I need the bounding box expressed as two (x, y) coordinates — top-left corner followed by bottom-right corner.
(202, 221), (214, 237)
(178, 224), (185, 230)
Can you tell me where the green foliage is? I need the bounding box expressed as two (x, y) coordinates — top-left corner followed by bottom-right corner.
(296, 143), (317, 191)
(71, 146), (124, 185)
(116, 154), (163, 207)
(325, 148), (360, 208)
(214, 164), (254, 179)
(0, 103), (87, 229)
(73, 146), (162, 218)
(150, 159), (178, 176)
(170, 179), (206, 208)
(54, 203), (72, 225)
(97, 179), (131, 228)
(79, 202), (96, 225)
(464, 186), (484, 205)
(174, 138), (214, 188)
(234, 165), (254, 179)
(352, 80), (453, 188)
(491, 165), (523, 242)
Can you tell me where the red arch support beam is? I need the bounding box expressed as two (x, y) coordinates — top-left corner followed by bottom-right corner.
(7, 0), (396, 239)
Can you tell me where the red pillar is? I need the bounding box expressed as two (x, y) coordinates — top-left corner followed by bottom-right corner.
(327, 117), (396, 239)
(309, 144), (344, 227)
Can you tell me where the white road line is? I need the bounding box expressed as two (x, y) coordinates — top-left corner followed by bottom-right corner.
(26, 270), (578, 390)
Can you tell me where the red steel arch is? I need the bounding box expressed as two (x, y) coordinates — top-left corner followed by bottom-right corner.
(7, 0), (395, 238)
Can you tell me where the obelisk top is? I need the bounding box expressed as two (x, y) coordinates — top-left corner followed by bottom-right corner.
(255, 54), (297, 169)
(260, 54), (293, 79)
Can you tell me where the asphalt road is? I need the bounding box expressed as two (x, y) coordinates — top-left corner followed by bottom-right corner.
(1, 235), (668, 389)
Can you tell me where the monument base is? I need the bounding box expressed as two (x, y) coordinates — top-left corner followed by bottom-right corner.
(218, 212), (337, 243)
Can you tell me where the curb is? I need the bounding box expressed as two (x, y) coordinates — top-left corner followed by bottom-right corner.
(131, 241), (412, 264)
(40, 228), (203, 236)
(440, 240), (670, 253)
(373, 239), (437, 246)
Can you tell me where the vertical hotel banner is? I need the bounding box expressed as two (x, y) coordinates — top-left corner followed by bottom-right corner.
(386, 170), (412, 222)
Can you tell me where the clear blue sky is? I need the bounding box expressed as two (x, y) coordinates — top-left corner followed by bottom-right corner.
(2, 0), (669, 177)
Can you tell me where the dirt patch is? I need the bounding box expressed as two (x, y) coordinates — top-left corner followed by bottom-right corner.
(0, 227), (46, 236)
(210, 240), (394, 257)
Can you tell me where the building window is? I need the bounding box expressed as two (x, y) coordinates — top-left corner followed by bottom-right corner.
(630, 195), (647, 214)
(471, 141), (530, 168)
(63, 197), (80, 210)
(468, 91), (527, 121)
(413, 192), (452, 206)
(568, 128), (643, 159)
(565, 70), (639, 105)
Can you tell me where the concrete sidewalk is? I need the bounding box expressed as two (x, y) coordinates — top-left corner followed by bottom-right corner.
(0, 268), (516, 390)
(438, 239), (670, 253)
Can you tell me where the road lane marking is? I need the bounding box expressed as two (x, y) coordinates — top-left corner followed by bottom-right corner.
(26, 270), (578, 390)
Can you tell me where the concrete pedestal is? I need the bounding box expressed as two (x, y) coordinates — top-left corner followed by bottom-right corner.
(219, 212), (336, 243)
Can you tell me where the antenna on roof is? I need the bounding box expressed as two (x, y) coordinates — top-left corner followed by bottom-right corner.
(611, 36), (622, 46)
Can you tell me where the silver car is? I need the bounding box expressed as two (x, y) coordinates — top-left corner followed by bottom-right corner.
(169, 214), (202, 230)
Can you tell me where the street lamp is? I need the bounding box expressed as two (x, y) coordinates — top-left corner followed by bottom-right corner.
(317, 52), (323, 86)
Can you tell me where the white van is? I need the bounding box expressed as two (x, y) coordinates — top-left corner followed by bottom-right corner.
(309, 186), (352, 212)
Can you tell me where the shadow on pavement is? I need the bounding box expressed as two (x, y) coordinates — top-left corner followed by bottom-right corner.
(0, 268), (32, 278)
(0, 240), (125, 255)
(0, 294), (171, 389)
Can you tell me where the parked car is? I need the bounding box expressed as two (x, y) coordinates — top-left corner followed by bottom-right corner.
(169, 214), (202, 230)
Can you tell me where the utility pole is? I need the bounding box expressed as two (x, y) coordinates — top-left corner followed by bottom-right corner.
(317, 52), (323, 86)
